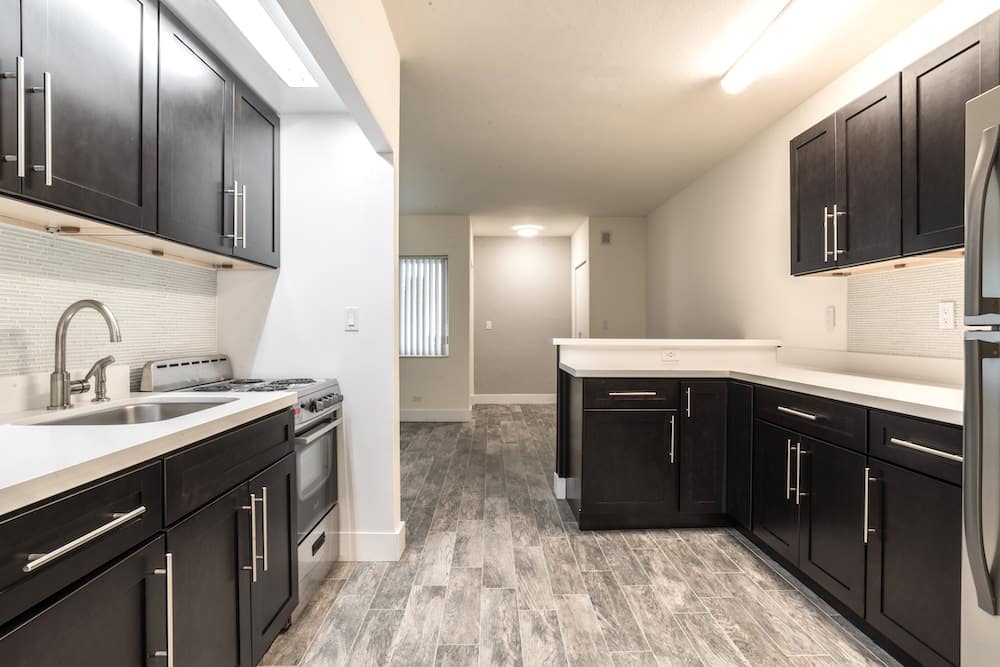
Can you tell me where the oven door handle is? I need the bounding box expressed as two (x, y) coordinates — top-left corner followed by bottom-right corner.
(296, 418), (342, 446)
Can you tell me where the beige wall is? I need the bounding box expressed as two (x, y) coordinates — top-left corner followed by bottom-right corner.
(646, 0), (995, 349)
(473, 236), (571, 396)
(399, 215), (471, 420)
(589, 217), (647, 338)
(571, 220), (590, 338)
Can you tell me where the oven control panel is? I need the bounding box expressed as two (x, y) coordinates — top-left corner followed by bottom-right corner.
(296, 388), (343, 427)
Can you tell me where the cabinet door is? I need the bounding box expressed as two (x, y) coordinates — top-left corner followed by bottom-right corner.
(0, 0), (19, 196)
(902, 15), (1000, 255)
(726, 381), (753, 530)
(167, 484), (252, 667)
(679, 381), (726, 514)
(866, 461), (960, 667)
(157, 7), (233, 256)
(752, 421), (799, 563)
(233, 83), (279, 267)
(20, 0), (157, 231)
(835, 75), (902, 266)
(790, 115), (836, 275)
(0, 537), (168, 666)
(581, 410), (677, 527)
(797, 437), (867, 616)
(249, 454), (298, 664)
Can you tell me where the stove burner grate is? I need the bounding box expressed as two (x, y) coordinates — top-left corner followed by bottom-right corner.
(229, 379), (264, 385)
(193, 384), (232, 392)
(271, 378), (315, 385)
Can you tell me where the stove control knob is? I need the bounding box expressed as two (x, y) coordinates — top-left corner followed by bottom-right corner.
(308, 400), (318, 412)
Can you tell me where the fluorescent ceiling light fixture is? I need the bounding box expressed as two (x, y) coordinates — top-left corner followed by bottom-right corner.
(214, 0), (317, 88)
(721, 0), (861, 94)
(513, 224), (543, 238)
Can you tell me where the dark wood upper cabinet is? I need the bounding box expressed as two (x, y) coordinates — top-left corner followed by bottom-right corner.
(0, 537), (168, 667)
(790, 116), (836, 275)
(902, 16), (1000, 255)
(679, 381), (726, 514)
(234, 84), (280, 267)
(726, 381), (753, 530)
(0, 0), (19, 197)
(797, 437), (867, 616)
(866, 460), (961, 667)
(20, 0), (158, 232)
(166, 484), (253, 667)
(249, 455), (298, 665)
(835, 75), (903, 267)
(157, 7), (233, 256)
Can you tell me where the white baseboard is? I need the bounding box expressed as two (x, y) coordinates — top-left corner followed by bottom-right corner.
(338, 521), (407, 561)
(400, 408), (472, 422)
(552, 473), (567, 500)
(472, 393), (557, 405)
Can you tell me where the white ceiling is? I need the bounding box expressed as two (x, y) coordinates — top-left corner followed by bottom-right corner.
(167, 0), (346, 115)
(383, 0), (941, 217)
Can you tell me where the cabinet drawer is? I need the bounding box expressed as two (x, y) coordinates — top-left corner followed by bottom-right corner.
(584, 378), (679, 411)
(164, 408), (293, 525)
(755, 386), (867, 452)
(0, 461), (163, 628)
(869, 411), (961, 485)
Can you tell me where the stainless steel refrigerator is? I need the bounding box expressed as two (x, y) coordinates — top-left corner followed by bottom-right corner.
(963, 83), (1000, 663)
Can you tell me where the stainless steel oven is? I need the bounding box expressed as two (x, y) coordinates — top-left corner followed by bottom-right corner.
(295, 411), (340, 543)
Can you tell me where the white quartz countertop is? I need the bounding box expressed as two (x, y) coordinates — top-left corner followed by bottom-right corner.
(559, 361), (963, 426)
(552, 338), (782, 349)
(0, 390), (297, 518)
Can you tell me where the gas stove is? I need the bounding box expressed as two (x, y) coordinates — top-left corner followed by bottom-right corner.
(140, 356), (343, 428)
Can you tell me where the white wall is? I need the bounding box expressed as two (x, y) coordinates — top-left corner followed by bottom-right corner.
(399, 215), (472, 421)
(646, 0), (999, 350)
(218, 114), (401, 561)
(571, 220), (590, 339)
(589, 217), (647, 338)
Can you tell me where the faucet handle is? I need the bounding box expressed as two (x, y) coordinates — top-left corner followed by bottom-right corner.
(83, 355), (116, 403)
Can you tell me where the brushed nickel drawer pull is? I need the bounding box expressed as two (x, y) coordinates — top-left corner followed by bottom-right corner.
(889, 437), (963, 463)
(152, 552), (175, 667)
(777, 405), (818, 421)
(608, 391), (657, 397)
(24, 505), (146, 572)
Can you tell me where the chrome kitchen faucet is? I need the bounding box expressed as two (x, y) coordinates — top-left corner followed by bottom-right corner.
(48, 300), (122, 410)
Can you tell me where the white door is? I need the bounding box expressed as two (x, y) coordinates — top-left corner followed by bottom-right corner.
(573, 261), (589, 339)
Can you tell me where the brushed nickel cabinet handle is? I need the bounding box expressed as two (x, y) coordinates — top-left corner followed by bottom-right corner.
(889, 437), (963, 463)
(795, 443), (803, 506)
(28, 71), (52, 185)
(785, 439), (793, 500)
(224, 180), (243, 245)
(668, 414), (676, 464)
(241, 183), (247, 249)
(686, 387), (691, 418)
(863, 467), (877, 544)
(823, 205), (830, 261)
(24, 505), (146, 573)
(261, 486), (269, 572)
(833, 204), (846, 257)
(777, 405), (818, 421)
(608, 391), (657, 397)
(153, 552), (175, 667)
(1, 56), (24, 175)
(242, 493), (258, 582)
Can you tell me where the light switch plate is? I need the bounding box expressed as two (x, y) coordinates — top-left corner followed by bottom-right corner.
(661, 350), (679, 363)
(345, 306), (360, 332)
(485, 320), (493, 330)
(939, 301), (955, 329)
(825, 305), (836, 331)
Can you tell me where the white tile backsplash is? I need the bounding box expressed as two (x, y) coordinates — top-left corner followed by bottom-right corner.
(0, 223), (217, 389)
(847, 260), (963, 359)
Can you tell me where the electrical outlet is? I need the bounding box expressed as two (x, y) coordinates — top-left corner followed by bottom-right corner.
(411, 395), (423, 403)
(344, 306), (360, 332)
(825, 305), (836, 331)
(939, 301), (956, 329)
(661, 350), (680, 363)
(485, 320), (493, 330)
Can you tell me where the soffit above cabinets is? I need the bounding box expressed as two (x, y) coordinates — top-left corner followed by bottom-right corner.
(165, 0), (346, 114)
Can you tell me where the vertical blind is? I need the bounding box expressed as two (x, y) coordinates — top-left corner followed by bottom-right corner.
(400, 256), (449, 357)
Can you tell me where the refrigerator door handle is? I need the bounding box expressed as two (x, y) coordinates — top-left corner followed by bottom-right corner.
(966, 125), (1000, 320)
(965, 336), (999, 614)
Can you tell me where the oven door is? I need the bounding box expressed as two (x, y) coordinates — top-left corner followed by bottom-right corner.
(294, 415), (340, 544)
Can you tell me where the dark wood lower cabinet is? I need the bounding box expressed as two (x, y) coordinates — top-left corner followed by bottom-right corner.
(752, 420), (799, 563)
(725, 381), (753, 530)
(577, 408), (678, 528)
(249, 454), (298, 665)
(797, 437), (867, 616)
(0, 537), (168, 666)
(866, 460), (961, 667)
(679, 381), (726, 514)
(167, 484), (252, 667)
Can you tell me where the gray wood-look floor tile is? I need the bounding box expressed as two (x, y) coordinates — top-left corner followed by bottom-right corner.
(583, 570), (649, 653)
(481, 588), (524, 666)
(518, 609), (568, 667)
(283, 410), (900, 667)
(387, 585), (446, 667)
(439, 567), (483, 646)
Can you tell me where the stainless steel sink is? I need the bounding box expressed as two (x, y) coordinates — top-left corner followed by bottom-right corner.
(36, 399), (237, 426)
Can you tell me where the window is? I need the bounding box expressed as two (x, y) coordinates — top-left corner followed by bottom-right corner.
(400, 256), (449, 357)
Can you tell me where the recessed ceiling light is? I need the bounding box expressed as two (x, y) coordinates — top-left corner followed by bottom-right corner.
(721, 0), (861, 95)
(513, 224), (543, 238)
(214, 0), (318, 88)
